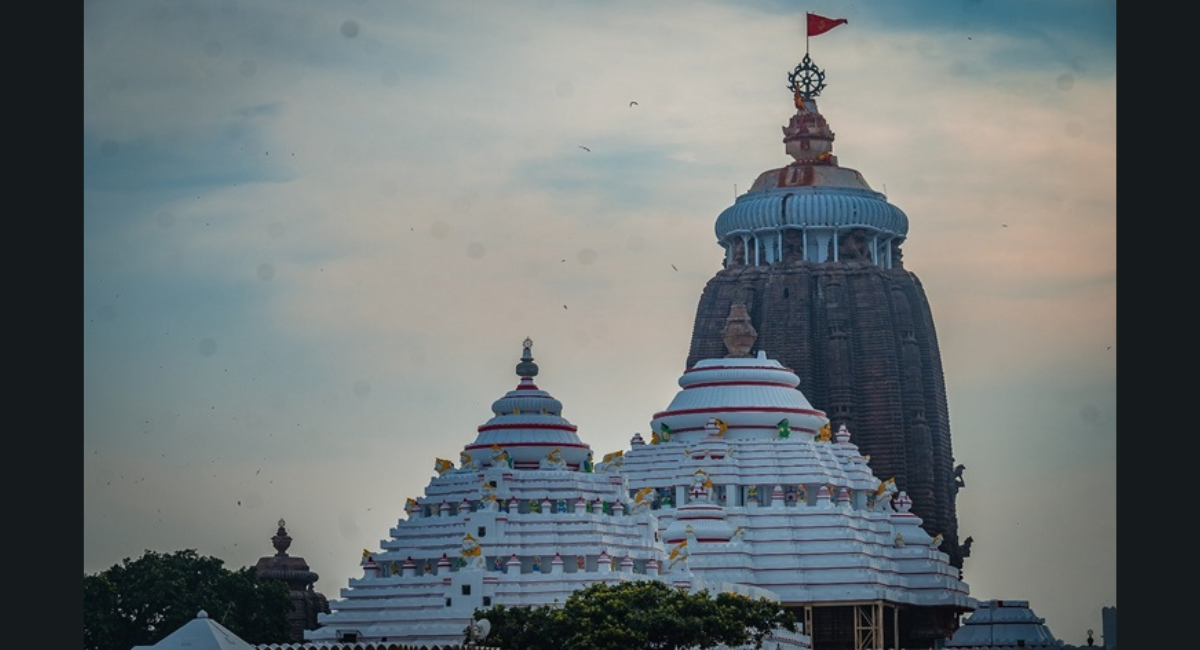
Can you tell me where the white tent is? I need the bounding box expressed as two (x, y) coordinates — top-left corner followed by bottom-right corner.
(131, 610), (257, 650)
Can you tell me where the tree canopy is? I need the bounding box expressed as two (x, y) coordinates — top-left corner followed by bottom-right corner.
(84, 549), (294, 650)
(472, 580), (797, 650)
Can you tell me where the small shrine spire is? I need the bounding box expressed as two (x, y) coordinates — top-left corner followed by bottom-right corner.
(722, 303), (757, 357)
(515, 337), (538, 378)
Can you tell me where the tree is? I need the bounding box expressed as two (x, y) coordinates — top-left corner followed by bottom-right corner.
(471, 580), (797, 650)
(468, 602), (567, 650)
(84, 549), (294, 650)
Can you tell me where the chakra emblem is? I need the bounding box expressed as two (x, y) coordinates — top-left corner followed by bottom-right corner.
(787, 54), (826, 100)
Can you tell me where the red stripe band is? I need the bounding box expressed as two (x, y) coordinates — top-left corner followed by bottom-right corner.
(685, 380), (798, 388)
(652, 406), (825, 419)
(477, 423), (579, 433)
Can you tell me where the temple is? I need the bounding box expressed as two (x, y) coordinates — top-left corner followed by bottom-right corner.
(252, 519), (331, 642)
(686, 48), (966, 569)
(301, 39), (974, 650)
(303, 328), (971, 649)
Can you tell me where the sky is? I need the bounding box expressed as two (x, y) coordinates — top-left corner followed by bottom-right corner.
(83, 0), (1116, 645)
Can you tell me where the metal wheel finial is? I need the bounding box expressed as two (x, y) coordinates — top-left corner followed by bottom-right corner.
(787, 53), (826, 100)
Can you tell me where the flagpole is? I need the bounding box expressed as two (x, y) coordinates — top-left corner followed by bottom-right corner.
(805, 12), (810, 54)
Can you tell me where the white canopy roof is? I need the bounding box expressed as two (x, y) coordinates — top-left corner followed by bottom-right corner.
(131, 610), (257, 650)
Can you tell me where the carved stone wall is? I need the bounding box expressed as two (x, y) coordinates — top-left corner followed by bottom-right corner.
(685, 259), (963, 568)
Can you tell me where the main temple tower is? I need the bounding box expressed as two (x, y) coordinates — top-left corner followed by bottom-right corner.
(685, 49), (967, 568)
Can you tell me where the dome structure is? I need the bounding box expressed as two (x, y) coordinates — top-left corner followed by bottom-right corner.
(946, 600), (1065, 648)
(661, 468), (735, 545)
(651, 349), (825, 444)
(462, 338), (591, 470)
(622, 303), (972, 648)
(662, 501), (734, 544)
(714, 96), (908, 270)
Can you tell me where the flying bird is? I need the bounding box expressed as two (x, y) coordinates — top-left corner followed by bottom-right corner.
(563, 305), (568, 309)
(629, 101), (638, 107)
(578, 145), (591, 152)
(671, 264), (678, 271)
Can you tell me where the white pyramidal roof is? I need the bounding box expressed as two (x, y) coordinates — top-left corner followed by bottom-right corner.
(131, 610), (258, 650)
(946, 600), (1064, 648)
(461, 338), (591, 470)
(299, 339), (970, 649)
(621, 348), (970, 609)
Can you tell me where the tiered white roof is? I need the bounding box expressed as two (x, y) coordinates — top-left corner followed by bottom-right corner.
(621, 346), (971, 609)
(946, 600), (1064, 648)
(463, 337), (591, 469)
(650, 352), (826, 441)
(304, 335), (970, 648)
(304, 339), (807, 649)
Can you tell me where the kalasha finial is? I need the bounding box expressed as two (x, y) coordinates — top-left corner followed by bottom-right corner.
(271, 519), (293, 556)
(516, 337), (539, 378)
(782, 61), (837, 164)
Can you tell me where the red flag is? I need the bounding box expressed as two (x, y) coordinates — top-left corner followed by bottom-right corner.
(807, 13), (848, 37)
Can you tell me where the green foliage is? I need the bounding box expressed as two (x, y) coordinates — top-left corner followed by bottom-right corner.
(83, 549), (294, 650)
(469, 602), (567, 650)
(472, 580), (796, 650)
(711, 591), (800, 648)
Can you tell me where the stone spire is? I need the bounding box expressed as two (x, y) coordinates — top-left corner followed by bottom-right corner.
(252, 519), (330, 642)
(689, 50), (962, 568)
